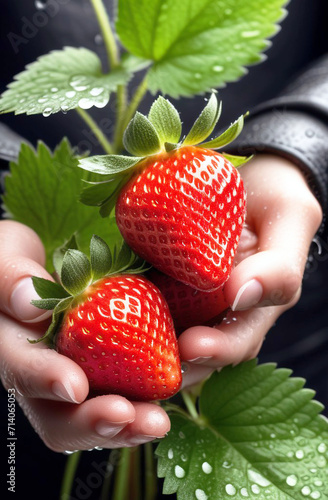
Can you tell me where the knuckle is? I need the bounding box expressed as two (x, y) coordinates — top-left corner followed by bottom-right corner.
(269, 268), (302, 305)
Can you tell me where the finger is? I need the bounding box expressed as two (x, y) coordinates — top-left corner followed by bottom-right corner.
(0, 221), (54, 322)
(0, 312), (89, 403)
(179, 295), (299, 387)
(17, 394), (137, 452)
(110, 402), (171, 447)
(225, 157), (322, 310)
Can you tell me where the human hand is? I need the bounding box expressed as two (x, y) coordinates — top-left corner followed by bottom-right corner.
(0, 220), (170, 452)
(179, 154), (323, 387)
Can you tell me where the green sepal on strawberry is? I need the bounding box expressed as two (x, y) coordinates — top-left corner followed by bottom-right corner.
(30, 235), (182, 402)
(78, 94), (251, 291)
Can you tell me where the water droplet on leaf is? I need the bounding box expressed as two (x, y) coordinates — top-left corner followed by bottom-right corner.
(248, 470), (270, 487)
(78, 98), (93, 110)
(174, 465), (185, 478)
(201, 462), (212, 474)
(225, 484), (236, 496)
(317, 443), (326, 454)
(286, 475), (298, 487)
(42, 107), (52, 117)
(195, 489), (208, 500)
(90, 87), (105, 97)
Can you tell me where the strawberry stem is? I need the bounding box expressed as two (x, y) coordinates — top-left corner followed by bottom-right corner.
(76, 108), (113, 154)
(144, 442), (157, 500)
(100, 451), (113, 500)
(130, 446), (142, 500)
(90, 0), (119, 70)
(112, 447), (132, 500)
(60, 451), (82, 499)
(181, 390), (199, 420)
(113, 75), (148, 153)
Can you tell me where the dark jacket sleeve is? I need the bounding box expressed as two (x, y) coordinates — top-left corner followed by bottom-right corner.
(227, 54), (328, 239)
(0, 122), (30, 165)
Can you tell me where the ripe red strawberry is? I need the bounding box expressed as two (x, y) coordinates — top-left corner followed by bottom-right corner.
(116, 146), (246, 292)
(147, 270), (229, 333)
(57, 275), (181, 401)
(79, 94), (250, 293)
(30, 236), (182, 402)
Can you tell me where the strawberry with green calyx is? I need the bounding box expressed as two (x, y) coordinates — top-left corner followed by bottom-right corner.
(30, 235), (182, 402)
(147, 269), (229, 334)
(78, 94), (250, 291)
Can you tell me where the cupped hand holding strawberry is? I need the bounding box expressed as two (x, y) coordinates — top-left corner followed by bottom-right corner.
(30, 235), (182, 402)
(79, 94), (248, 292)
(0, 221), (171, 452)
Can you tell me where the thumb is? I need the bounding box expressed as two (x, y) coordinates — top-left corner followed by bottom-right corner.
(0, 220), (54, 322)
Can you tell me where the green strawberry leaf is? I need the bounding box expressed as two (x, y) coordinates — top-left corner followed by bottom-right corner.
(123, 112), (161, 156)
(116, 0), (288, 98)
(200, 113), (245, 149)
(156, 360), (328, 500)
(183, 93), (222, 146)
(1, 139), (121, 272)
(120, 53), (152, 73)
(148, 96), (182, 144)
(0, 47), (130, 116)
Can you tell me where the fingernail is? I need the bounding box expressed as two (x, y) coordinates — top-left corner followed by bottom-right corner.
(95, 418), (134, 436)
(129, 435), (159, 446)
(186, 356), (213, 364)
(231, 279), (263, 311)
(52, 381), (79, 404)
(10, 277), (53, 323)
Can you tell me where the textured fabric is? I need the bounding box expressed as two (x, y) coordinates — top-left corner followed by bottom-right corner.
(0, 123), (29, 163)
(228, 55), (328, 238)
(227, 110), (328, 236)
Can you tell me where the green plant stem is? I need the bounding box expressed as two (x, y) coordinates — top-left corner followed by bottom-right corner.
(130, 446), (141, 500)
(60, 451), (81, 499)
(114, 84), (128, 154)
(145, 442), (157, 500)
(181, 390), (199, 420)
(112, 447), (132, 500)
(90, 0), (119, 69)
(100, 451), (113, 500)
(113, 75), (148, 153)
(76, 108), (113, 154)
